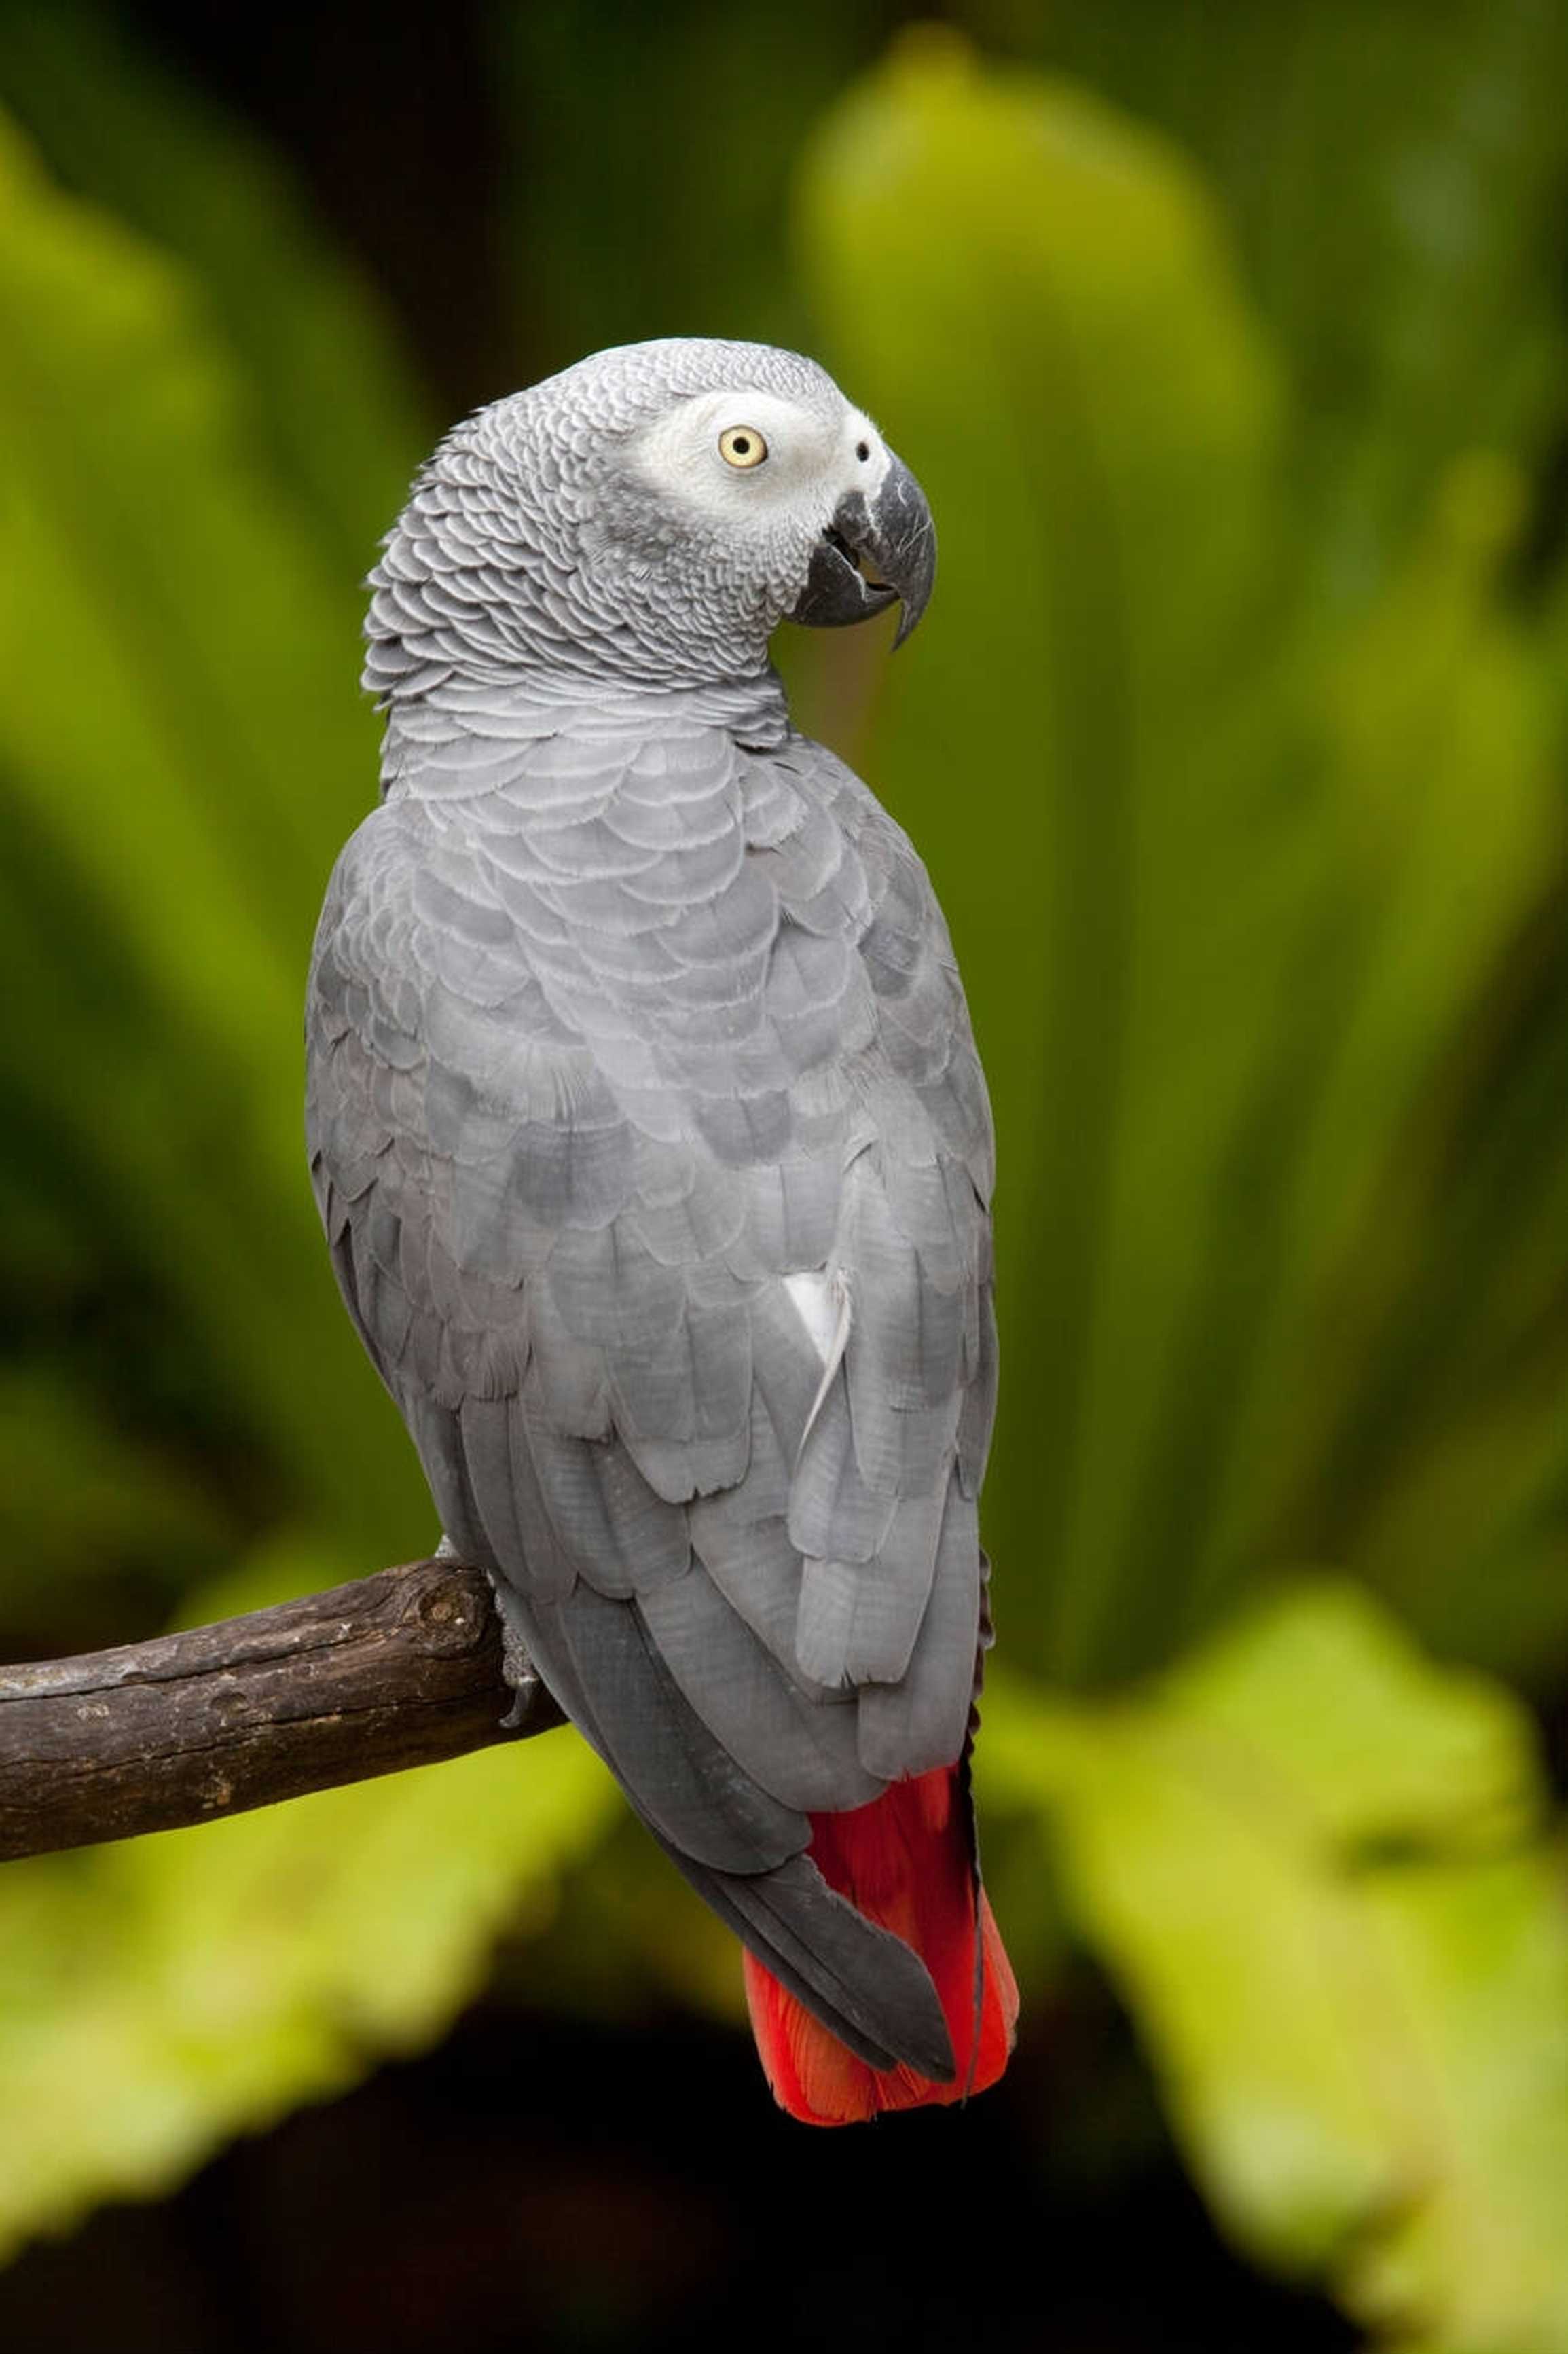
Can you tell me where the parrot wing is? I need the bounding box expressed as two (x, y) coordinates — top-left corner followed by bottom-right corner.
(306, 713), (997, 2078)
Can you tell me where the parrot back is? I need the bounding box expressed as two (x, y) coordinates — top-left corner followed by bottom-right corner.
(306, 698), (1014, 2109)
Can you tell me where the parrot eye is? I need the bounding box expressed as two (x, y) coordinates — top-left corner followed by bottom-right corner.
(718, 425), (769, 470)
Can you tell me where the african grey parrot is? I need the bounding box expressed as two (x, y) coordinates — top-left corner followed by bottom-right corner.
(306, 338), (1016, 2123)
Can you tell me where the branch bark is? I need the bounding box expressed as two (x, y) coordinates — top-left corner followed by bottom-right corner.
(0, 1558), (565, 1862)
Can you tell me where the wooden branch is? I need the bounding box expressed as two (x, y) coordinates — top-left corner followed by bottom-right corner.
(0, 1557), (566, 1862)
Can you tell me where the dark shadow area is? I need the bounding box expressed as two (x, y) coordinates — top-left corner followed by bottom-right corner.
(0, 1997), (1357, 2354)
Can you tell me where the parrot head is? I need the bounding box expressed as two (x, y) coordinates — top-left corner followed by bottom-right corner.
(366, 338), (936, 700)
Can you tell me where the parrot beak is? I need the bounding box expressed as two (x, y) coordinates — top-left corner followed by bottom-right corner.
(789, 451), (936, 648)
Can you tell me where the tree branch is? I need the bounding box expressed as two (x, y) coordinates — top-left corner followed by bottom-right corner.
(0, 1558), (565, 1861)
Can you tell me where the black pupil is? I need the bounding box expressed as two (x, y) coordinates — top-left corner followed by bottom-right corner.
(856, 441), (870, 460)
(733, 436), (750, 454)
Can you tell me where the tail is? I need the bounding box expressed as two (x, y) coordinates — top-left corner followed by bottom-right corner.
(743, 1766), (1019, 2126)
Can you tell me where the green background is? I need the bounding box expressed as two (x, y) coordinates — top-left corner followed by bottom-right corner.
(3, 3), (1568, 2346)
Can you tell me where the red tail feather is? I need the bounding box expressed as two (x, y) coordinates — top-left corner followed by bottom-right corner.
(744, 1767), (1018, 2126)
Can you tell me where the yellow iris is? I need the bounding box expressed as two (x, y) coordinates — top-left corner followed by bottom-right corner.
(718, 425), (768, 469)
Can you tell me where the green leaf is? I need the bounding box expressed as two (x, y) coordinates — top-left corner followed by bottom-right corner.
(0, 105), (428, 1555)
(793, 33), (1568, 1691)
(978, 0), (1568, 604)
(983, 1582), (1568, 2350)
(795, 33), (1327, 1681)
(0, 0), (430, 564)
(1195, 453), (1565, 1656)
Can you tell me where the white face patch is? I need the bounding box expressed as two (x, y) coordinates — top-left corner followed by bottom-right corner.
(627, 388), (892, 542)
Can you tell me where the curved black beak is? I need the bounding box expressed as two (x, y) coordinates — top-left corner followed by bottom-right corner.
(788, 450), (936, 649)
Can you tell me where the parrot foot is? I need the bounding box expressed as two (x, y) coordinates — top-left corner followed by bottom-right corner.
(495, 1621), (539, 1728)
(442, 1544), (541, 1731)
(433, 1533), (539, 1725)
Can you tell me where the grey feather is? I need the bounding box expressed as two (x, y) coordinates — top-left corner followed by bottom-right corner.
(857, 1476), (983, 1779)
(637, 1561), (881, 1811)
(530, 1576), (807, 1875)
(669, 1847), (956, 2080)
(305, 338), (999, 2083)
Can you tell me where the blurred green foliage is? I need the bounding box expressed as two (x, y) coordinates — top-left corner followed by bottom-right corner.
(989, 1586), (1568, 2347)
(4, 5), (1568, 2347)
(0, 1576), (615, 2264)
(799, 31), (1568, 1694)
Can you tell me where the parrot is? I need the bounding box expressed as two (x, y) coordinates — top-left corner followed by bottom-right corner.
(306, 338), (1017, 2124)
